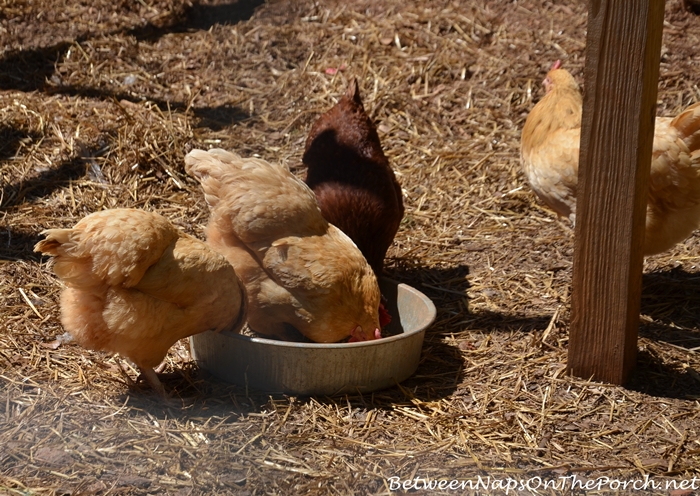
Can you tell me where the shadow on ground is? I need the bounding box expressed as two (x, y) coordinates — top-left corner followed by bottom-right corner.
(0, 229), (43, 262)
(0, 0), (266, 92)
(0, 42), (75, 92)
(126, 0), (267, 41)
(46, 84), (250, 130)
(1, 142), (110, 211)
(0, 124), (41, 161)
(627, 348), (700, 400)
(641, 267), (700, 350)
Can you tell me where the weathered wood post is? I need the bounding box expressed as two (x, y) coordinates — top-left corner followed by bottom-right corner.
(568, 0), (665, 384)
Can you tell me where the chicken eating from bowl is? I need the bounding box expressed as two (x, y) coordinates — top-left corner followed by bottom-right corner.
(185, 148), (384, 344)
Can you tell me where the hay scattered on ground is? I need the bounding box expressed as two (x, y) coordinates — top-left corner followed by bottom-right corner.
(2, 0), (700, 494)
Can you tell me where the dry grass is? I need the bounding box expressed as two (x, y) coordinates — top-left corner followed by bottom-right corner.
(2, 0), (700, 494)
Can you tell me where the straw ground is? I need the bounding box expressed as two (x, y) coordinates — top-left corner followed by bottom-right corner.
(1, 0), (700, 494)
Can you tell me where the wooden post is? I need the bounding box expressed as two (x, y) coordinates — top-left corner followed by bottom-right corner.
(568, 0), (665, 384)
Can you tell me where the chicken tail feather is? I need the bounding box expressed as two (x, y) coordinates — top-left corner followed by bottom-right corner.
(672, 101), (700, 153)
(344, 77), (362, 105)
(184, 148), (244, 210)
(34, 229), (74, 256)
(35, 210), (179, 289)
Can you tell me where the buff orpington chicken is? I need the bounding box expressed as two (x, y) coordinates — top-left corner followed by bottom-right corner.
(185, 148), (382, 343)
(521, 60), (700, 255)
(34, 208), (247, 395)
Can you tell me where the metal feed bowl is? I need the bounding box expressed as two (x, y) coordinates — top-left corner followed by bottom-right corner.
(189, 278), (436, 396)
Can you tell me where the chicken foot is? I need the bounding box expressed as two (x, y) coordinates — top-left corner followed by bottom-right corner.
(137, 366), (168, 398)
(118, 359), (169, 397)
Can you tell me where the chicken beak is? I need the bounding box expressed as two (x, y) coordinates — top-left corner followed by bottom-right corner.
(348, 326), (366, 343)
(347, 325), (382, 342)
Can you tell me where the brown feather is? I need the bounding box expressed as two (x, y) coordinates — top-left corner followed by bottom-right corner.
(303, 78), (404, 274)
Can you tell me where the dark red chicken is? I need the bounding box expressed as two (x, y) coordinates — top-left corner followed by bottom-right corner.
(303, 78), (404, 277)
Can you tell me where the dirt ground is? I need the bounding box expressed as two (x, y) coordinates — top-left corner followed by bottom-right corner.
(2, 0), (700, 494)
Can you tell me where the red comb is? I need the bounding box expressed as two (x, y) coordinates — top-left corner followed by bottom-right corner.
(379, 302), (392, 328)
(551, 60), (562, 70)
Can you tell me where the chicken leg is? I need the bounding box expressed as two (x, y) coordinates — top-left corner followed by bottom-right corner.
(137, 366), (168, 398)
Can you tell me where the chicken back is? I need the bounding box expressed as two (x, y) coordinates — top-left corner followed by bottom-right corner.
(521, 62), (700, 255)
(185, 148), (382, 343)
(303, 78), (404, 275)
(34, 208), (247, 393)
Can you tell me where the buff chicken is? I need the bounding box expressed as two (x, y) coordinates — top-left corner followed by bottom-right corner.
(185, 148), (383, 343)
(521, 61), (700, 255)
(34, 208), (247, 395)
(303, 78), (404, 276)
